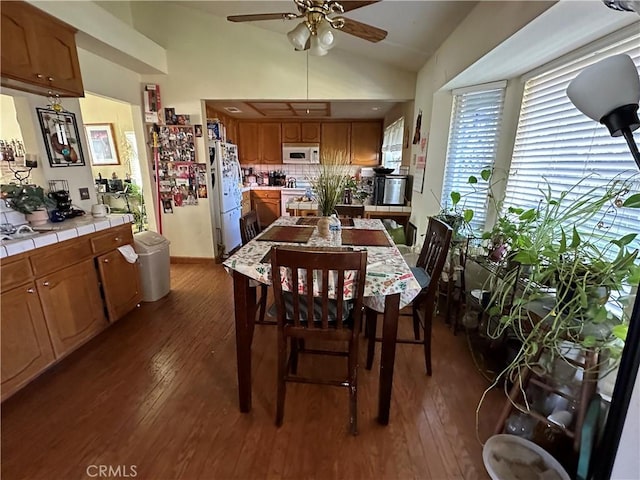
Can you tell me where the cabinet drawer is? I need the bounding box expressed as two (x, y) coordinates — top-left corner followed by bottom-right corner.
(30, 238), (92, 277)
(1, 257), (33, 291)
(252, 190), (281, 200)
(90, 225), (133, 255)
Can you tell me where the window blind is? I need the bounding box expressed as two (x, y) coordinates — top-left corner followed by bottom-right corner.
(441, 84), (506, 231)
(382, 117), (404, 170)
(504, 32), (640, 256)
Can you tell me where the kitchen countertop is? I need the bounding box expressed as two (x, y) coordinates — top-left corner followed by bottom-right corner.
(0, 213), (135, 259)
(285, 201), (411, 213)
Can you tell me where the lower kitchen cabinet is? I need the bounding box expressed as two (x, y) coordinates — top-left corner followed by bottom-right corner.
(251, 190), (281, 228)
(96, 250), (142, 322)
(37, 258), (108, 357)
(241, 190), (251, 216)
(0, 282), (55, 401)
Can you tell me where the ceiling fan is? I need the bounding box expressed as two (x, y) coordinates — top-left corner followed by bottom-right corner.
(227, 0), (387, 56)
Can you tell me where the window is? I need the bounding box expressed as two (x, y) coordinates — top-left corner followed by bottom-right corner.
(441, 82), (506, 231)
(381, 117), (404, 171)
(503, 30), (640, 255)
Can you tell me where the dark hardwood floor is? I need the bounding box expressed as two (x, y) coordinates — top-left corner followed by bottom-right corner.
(1, 263), (501, 480)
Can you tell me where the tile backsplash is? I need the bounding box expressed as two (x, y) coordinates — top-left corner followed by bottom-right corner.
(241, 164), (361, 184)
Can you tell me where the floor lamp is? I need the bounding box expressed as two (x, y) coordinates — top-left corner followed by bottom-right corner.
(567, 53), (640, 479)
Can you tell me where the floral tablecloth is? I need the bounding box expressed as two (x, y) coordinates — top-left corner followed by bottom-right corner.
(223, 216), (421, 313)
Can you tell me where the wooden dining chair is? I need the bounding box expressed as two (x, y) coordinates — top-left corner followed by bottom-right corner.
(334, 205), (365, 218)
(270, 246), (368, 435)
(366, 216), (452, 376)
(239, 210), (273, 325)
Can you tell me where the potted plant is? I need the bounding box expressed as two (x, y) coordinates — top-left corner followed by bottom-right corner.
(476, 175), (640, 426)
(1, 183), (55, 225)
(310, 148), (350, 237)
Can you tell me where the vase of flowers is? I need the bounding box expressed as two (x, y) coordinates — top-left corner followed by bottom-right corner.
(310, 149), (350, 238)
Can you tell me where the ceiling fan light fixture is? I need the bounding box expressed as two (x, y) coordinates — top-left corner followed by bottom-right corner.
(287, 21), (311, 50)
(316, 20), (335, 49)
(309, 34), (328, 56)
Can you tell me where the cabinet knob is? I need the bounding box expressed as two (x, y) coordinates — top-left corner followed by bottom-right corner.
(36, 73), (43, 79)
(42, 281), (50, 287)
(115, 237), (121, 242)
(104, 258), (110, 263)
(47, 76), (54, 82)
(27, 288), (35, 294)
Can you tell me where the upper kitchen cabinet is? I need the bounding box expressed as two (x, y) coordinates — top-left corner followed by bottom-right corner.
(259, 122), (282, 164)
(321, 122), (351, 162)
(282, 122), (321, 143)
(0, 1), (84, 97)
(237, 122), (260, 164)
(351, 121), (382, 166)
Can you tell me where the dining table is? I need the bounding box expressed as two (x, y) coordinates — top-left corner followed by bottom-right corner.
(222, 216), (422, 425)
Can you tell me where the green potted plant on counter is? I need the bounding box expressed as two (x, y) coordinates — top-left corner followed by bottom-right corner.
(1, 183), (55, 226)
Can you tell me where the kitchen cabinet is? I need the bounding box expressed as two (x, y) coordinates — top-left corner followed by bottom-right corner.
(321, 123), (351, 162)
(1, 282), (55, 402)
(282, 122), (321, 143)
(351, 121), (382, 166)
(0, 1), (84, 97)
(237, 122), (259, 164)
(259, 123), (282, 164)
(251, 190), (281, 228)
(37, 259), (108, 357)
(96, 250), (142, 322)
(241, 190), (251, 216)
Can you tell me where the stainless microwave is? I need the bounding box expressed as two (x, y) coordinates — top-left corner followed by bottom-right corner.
(282, 143), (320, 164)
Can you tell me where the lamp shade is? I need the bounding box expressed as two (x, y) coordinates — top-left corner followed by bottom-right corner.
(309, 35), (328, 56)
(567, 54), (640, 123)
(287, 22), (311, 51)
(316, 21), (335, 50)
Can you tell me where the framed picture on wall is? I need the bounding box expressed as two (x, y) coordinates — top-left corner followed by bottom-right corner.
(84, 123), (120, 166)
(36, 107), (86, 167)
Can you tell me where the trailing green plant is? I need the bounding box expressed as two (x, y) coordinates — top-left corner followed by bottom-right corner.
(310, 149), (350, 216)
(1, 183), (55, 214)
(476, 174), (640, 434)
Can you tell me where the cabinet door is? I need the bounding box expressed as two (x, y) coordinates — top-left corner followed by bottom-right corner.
(300, 122), (321, 143)
(282, 123), (301, 143)
(252, 191), (281, 228)
(0, 2), (40, 84)
(29, 12), (83, 96)
(1, 282), (55, 401)
(321, 123), (351, 162)
(241, 190), (251, 216)
(260, 123), (282, 164)
(96, 250), (142, 322)
(351, 121), (382, 166)
(237, 122), (259, 164)
(37, 259), (108, 357)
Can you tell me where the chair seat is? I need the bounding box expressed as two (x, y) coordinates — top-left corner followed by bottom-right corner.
(269, 292), (354, 325)
(410, 266), (431, 289)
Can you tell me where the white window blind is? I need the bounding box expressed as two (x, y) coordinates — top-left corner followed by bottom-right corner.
(504, 32), (640, 255)
(441, 83), (506, 231)
(382, 117), (404, 170)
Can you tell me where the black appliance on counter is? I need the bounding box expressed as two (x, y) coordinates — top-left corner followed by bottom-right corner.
(373, 174), (410, 206)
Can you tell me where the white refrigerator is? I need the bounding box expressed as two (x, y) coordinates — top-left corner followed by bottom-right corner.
(207, 141), (242, 257)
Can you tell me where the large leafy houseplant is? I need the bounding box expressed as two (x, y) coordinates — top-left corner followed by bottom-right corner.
(477, 175), (640, 423)
(1, 183), (55, 214)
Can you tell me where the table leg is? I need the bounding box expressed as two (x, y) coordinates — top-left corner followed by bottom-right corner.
(378, 293), (400, 425)
(233, 270), (256, 413)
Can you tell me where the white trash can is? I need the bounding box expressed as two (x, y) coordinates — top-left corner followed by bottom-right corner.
(134, 231), (171, 302)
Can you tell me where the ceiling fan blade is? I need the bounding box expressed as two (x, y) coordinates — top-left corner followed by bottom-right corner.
(340, 18), (387, 43)
(340, 1), (380, 13)
(227, 13), (299, 22)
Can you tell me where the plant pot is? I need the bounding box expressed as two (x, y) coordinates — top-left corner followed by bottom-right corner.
(317, 216), (331, 238)
(26, 209), (49, 226)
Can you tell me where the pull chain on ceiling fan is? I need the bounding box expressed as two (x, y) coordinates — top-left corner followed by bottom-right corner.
(227, 0), (387, 56)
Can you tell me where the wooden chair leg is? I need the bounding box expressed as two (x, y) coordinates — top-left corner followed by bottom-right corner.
(412, 300), (422, 341)
(365, 307), (377, 370)
(258, 284), (268, 323)
(276, 331), (287, 427)
(290, 337), (299, 375)
(349, 337), (359, 436)
(422, 305), (433, 376)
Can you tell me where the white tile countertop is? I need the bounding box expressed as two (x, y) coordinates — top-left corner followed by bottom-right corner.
(0, 213), (134, 259)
